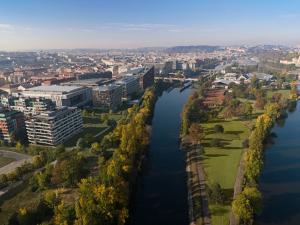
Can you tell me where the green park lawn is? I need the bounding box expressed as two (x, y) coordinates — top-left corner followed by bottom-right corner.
(201, 118), (251, 225)
(64, 112), (123, 147)
(0, 157), (14, 168)
(266, 89), (290, 99)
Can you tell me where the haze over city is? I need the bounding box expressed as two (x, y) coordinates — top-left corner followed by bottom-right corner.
(1, 1), (300, 225)
(1, 0), (300, 50)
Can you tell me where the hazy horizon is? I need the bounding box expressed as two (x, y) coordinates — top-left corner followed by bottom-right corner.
(1, 0), (300, 51)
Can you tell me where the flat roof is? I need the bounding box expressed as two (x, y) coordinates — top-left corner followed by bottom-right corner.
(26, 85), (84, 93)
(98, 84), (120, 92)
(115, 76), (138, 84)
(62, 78), (111, 85)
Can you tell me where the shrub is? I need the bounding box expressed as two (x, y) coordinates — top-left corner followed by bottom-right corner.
(208, 181), (225, 204)
(214, 124), (224, 133)
(242, 139), (249, 148)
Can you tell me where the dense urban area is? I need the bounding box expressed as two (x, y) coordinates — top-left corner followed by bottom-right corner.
(0, 44), (300, 225)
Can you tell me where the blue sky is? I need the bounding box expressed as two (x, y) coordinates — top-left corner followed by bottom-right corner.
(0, 0), (300, 50)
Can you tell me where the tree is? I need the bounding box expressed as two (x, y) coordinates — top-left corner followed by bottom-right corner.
(242, 186), (262, 215)
(16, 141), (24, 152)
(239, 102), (253, 119)
(232, 194), (253, 223)
(208, 181), (225, 204)
(75, 178), (128, 225)
(54, 201), (74, 225)
(51, 156), (86, 187)
(188, 123), (204, 145)
(255, 91), (267, 110)
(214, 124), (224, 133)
(91, 142), (101, 154)
(250, 75), (259, 89)
(44, 190), (59, 209)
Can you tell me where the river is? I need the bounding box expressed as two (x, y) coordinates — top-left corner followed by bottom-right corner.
(257, 102), (300, 225)
(131, 87), (191, 225)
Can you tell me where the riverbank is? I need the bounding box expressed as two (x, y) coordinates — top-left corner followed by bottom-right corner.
(180, 82), (294, 225)
(131, 86), (191, 225)
(257, 101), (300, 225)
(186, 146), (211, 225)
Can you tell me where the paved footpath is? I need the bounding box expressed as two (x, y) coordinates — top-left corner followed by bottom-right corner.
(0, 150), (33, 175)
(194, 152), (211, 225)
(187, 147), (211, 225)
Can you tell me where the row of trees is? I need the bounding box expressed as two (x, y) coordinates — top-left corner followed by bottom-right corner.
(72, 88), (158, 225)
(232, 96), (295, 224)
(7, 87), (158, 225)
(0, 145), (64, 189)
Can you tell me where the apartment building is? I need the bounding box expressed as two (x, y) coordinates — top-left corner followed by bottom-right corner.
(25, 107), (83, 146)
(138, 66), (155, 90)
(92, 84), (122, 110)
(0, 109), (26, 143)
(1, 96), (56, 115)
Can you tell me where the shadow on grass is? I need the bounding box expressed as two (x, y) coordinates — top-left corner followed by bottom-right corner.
(222, 146), (243, 150)
(204, 154), (228, 158)
(210, 205), (229, 216)
(225, 130), (243, 135)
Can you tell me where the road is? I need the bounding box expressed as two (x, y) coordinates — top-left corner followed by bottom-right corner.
(0, 150), (33, 175)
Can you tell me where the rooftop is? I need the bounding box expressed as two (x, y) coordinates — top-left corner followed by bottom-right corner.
(98, 84), (121, 92)
(26, 85), (84, 93)
(115, 76), (138, 84)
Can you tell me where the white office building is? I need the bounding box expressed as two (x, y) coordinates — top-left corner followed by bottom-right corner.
(22, 85), (92, 107)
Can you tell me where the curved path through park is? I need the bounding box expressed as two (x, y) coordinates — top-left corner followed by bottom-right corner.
(0, 150), (33, 175)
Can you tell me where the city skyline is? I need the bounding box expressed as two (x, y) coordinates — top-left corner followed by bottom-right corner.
(1, 0), (300, 50)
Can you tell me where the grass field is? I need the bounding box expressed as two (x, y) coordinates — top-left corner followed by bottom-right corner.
(64, 112), (123, 147)
(201, 118), (251, 225)
(266, 89), (290, 99)
(0, 157), (14, 168)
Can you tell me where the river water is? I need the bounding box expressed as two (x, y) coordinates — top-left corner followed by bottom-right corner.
(257, 102), (300, 225)
(131, 87), (191, 225)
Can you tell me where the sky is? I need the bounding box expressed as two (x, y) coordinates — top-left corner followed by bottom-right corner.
(0, 0), (300, 50)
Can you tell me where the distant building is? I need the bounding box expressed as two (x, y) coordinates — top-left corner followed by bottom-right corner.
(92, 85), (122, 110)
(0, 84), (19, 94)
(61, 78), (113, 88)
(76, 71), (112, 80)
(0, 109), (26, 143)
(164, 61), (173, 74)
(25, 107), (82, 146)
(22, 85), (92, 107)
(176, 60), (183, 70)
(247, 73), (274, 82)
(17, 83), (34, 92)
(115, 76), (140, 98)
(138, 66), (154, 90)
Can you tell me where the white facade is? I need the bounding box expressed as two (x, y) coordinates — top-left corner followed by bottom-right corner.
(25, 107), (83, 146)
(22, 85), (92, 107)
